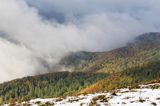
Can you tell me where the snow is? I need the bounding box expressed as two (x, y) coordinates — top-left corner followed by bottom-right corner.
(108, 88), (160, 106)
(3, 83), (160, 106)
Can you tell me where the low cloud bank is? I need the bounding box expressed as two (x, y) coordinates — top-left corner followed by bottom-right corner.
(0, 0), (159, 82)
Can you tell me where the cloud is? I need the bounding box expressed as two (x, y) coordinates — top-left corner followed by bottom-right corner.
(0, 37), (48, 82)
(0, 0), (160, 82)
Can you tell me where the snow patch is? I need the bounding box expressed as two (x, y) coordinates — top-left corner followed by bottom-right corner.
(3, 83), (160, 106)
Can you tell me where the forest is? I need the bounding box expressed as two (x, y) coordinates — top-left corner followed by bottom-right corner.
(0, 72), (107, 104)
(82, 60), (160, 93)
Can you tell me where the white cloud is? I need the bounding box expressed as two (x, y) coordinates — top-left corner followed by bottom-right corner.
(0, 0), (160, 82)
(0, 37), (48, 82)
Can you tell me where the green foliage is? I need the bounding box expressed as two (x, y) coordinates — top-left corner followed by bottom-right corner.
(0, 72), (107, 103)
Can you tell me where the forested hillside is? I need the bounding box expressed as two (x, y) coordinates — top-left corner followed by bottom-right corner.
(0, 72), (107, 103)
(60, 32), (160, 73)
(82, 60), (160, 93)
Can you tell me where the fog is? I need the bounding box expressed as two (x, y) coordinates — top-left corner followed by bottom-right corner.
(0, 0), (160, 82)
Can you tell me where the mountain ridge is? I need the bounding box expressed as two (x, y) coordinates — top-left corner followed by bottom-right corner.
(59, 32), (160, 73)
(0, 32), (160, 104)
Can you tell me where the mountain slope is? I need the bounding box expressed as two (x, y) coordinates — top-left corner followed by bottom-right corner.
(60, 32), (160, 73)
(0, 32), (159, 104)
(81, 60), (160, 93)
(5, 82), (160, 106)
(0, 72), (107, 103)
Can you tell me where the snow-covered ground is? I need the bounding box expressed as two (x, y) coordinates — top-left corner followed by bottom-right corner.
(3, 83), (160, 106)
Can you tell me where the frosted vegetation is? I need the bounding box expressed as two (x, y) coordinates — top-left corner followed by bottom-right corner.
(3, 82), (160, 106)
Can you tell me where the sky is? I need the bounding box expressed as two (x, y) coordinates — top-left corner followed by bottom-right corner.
(0, 0), (160, 82)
